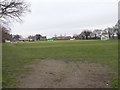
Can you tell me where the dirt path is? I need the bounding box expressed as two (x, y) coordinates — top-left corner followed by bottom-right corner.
(17, 60), (116, 88)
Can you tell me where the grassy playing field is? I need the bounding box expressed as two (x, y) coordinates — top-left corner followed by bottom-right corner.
(2, 40), (118, 87)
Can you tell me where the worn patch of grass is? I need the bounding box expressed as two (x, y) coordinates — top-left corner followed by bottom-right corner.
(2, 40), (118, 88)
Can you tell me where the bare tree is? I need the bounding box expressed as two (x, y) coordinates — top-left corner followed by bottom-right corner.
(0, 0), (30, 23)
(0, 0), (30, 42)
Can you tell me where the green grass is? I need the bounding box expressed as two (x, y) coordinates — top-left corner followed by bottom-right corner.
(2, 40), (118, 88)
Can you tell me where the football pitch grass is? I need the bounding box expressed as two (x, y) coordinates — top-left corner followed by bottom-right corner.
(2, 40), (118, 88)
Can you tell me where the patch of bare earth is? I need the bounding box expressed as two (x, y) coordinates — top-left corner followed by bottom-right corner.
(17, 60), (116, 88)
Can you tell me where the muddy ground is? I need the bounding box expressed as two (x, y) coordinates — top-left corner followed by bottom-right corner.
(17, 60), (116, 88)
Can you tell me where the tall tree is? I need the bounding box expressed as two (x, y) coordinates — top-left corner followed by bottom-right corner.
(2, 26), (12, 42)
(81, 30), (92, 39)
(12, 34), (21, 41)
(117, 20), (120, 39)
(0, 0), (30, 42)
(114, 20), (120, 39)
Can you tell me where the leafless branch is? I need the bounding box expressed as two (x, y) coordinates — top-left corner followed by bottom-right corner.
(0, 0), (31, 23)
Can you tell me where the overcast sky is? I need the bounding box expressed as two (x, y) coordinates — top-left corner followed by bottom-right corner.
(11, 0), (119, 38)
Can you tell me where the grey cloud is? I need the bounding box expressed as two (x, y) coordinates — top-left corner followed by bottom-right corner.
(12, 0), (118, 37)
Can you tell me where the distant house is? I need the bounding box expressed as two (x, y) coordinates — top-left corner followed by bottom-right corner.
(90, 29), (109, 40)
(12, 35), (30, 42)
(19, 38), (29, 42)
(35, 34), (47, 41)
(73, 34), (81, 40)
(53, 36), (72, 40)
(28, 36), (36, 41)
(40, 36), (47, 41)
(92, 29), (102, 39)
(89, 33), (95, 39)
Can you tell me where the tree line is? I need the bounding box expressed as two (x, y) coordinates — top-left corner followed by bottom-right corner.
(73, 22), (119, 40)
(1, 20), (120, 42)
(0, 0), (120, 42)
